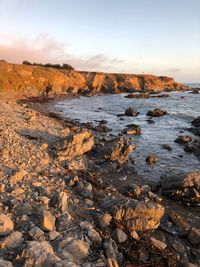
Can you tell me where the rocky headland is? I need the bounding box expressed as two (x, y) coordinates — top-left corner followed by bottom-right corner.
(0, 61), (189, 98)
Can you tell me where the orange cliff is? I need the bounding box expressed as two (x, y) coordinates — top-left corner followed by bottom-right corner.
(0, 61), (189, 97)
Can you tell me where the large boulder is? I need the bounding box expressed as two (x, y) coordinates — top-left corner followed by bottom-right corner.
(55, 129), (94, 160)
(104, 137), (135, 163)
(23, 241), (62, 267)
(160, 172), (200, 205)
(101, 198), (164, 233)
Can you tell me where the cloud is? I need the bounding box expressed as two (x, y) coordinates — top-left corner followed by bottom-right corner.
(0, 33), (123, 71)
(167, 68), (182, 73)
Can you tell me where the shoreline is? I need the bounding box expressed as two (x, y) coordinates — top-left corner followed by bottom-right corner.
(0, 93), (200, 266)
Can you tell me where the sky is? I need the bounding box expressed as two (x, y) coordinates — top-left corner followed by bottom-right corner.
(0, 0), (199, 82)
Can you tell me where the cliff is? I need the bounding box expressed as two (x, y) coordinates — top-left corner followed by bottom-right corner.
(0, 62), (188, 97)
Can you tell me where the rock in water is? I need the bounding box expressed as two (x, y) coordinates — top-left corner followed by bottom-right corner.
(124, 107), (139, 117)
(175, 135), (193, 144)
(105, 137), (135, 163)
(146, 109), (167, 117)
(160, 172), (200, 205)
(192, 116), (200, 128)
(146, 155), (158, 164)
(0, 214), (14, 236)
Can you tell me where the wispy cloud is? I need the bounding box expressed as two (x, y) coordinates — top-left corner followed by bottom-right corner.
(0, 33), (124, 71)
(167, 68), (182, 73)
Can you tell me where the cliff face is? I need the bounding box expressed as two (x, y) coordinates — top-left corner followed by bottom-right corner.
(0, 62), (188, 97)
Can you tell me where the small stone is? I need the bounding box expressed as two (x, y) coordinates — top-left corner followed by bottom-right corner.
(131, 230), (139, 240)
(21, 214), (29, 222)
(80, 221), (93, 230)
(0, 214), (14, 236)
(87, 228), (102, 244)
(113, 228), (128, 243)
(187, 227), (200, 245)
(49, 191), (68, 212)
(49, 230), (59, 240)
(56, 212), (71, 232)
(85, 198), (94, 206)
(29, 226), (44, 240)
(99, 213), (112, 229)
(0, 231), (22, 249)
(173, 240), (185, 254)
(41, 210), (55, 232)
(9, 169), (26, 184)
(127, 183), (141, 197)
(106, 258), (119, 267)
(141, 185), (151, 193)
(150, 237), (167, 249)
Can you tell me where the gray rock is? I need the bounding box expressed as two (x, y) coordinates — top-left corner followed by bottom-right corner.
(29, 226), (44, 240)
(0, 259), (13, 267)
(56, 212), (71, 232)
(113, 228), (128, 243)
(187, 227), (200, 245)
(59, 238), (89, 263)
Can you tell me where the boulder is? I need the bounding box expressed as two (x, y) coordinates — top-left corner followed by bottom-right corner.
(56, 129), (94, 160)
(105, 137), (135, 163)
(59, 238), (89, 263)
(146, 109), (167, 117)
(160, 172), (200, 205)
(101, 198), (164, 233)
(23, 241), (62, 267)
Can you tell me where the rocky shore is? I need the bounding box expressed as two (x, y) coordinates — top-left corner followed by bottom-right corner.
(0, 96), (200, 267)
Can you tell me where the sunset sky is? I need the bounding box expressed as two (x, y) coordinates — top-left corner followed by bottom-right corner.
(0, 0), (199, 82)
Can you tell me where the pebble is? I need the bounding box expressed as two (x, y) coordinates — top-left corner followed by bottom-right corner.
(99, 213), (112, 229)
(0, 214), (14, 236)
(40, 210), (55, 231)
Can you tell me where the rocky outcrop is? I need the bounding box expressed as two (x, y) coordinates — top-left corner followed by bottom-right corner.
(101, 197), (164, 233)
(160, 172), (200, 205)
(0, 62), (189, 97)
(55, 129), (94, 161)
(104, 137), (135, 163)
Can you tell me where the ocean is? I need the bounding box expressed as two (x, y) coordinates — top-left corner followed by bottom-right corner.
(54, 90), (200, 182)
